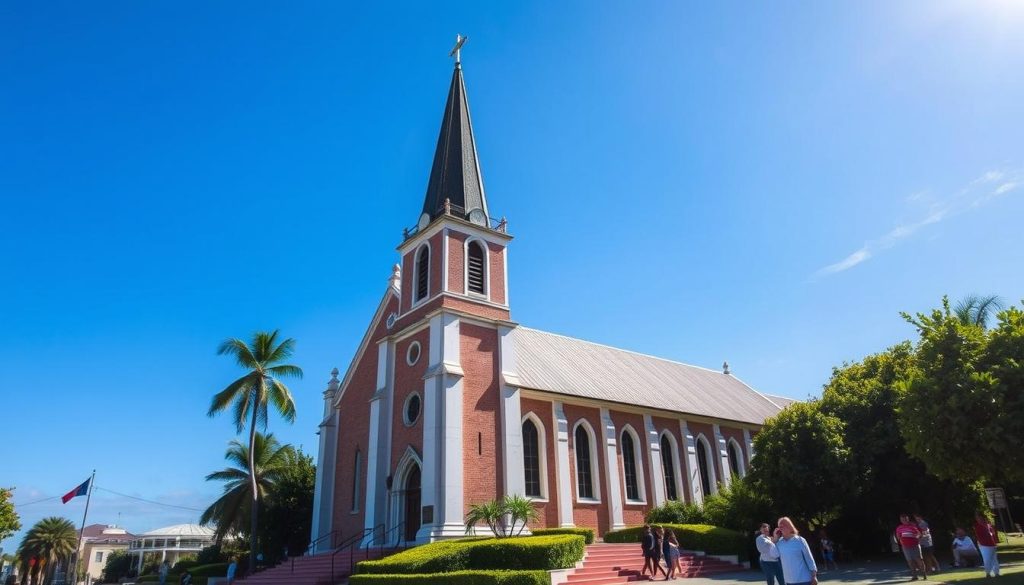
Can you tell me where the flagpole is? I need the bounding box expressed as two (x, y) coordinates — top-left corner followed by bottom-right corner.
(70, 470), (95, 585)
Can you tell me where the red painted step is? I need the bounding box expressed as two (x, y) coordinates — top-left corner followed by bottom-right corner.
(560, 543), (746, 585)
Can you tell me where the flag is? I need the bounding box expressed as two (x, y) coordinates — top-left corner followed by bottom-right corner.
(61, 478), (90, 504)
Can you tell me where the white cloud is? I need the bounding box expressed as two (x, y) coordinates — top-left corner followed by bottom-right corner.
(814, 167), (1021, 277)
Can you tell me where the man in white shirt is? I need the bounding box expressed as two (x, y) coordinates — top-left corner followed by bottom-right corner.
(951, 528), (980, 568)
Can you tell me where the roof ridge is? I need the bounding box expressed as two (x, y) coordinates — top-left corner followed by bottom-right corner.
(516, 325), (727, 375)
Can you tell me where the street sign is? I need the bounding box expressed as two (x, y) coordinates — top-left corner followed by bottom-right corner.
(986, 487), (1008, 509)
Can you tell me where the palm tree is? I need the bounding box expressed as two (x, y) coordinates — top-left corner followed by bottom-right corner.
(954, 294), (1005, 328)
(200, 432), (297, 542)
(207, 330), (302, 571)
(17, 517), (77, 585)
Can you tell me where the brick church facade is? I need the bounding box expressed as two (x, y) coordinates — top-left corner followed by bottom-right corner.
(310, 55), (791, 549)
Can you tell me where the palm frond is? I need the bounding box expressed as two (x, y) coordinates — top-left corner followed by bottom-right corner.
(266, 364), (303, 379)
(268, 379), (298, 422)
(208, 373), (257, 419)
(217, 337), (258, 369)
(264, 336), (296, 366)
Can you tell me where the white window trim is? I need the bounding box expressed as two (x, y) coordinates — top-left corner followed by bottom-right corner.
(571, 419), (602, 504)
(412, 243), (432, 307)
(521, 412), (549, 501)
(695, 433), (718, 495)
(619, 424), (647, 505)
(403, 391), (422, 427)
(727, 438), (746, 478)
(406, 341), (422, 366)
(463, 237), (490, 300)
(659, 430), (685, 502)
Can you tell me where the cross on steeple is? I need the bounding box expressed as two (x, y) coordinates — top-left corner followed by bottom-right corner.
(449, 34), (467, 67)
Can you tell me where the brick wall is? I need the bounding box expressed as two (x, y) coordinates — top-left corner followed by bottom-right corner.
(651, 416), (689, 503)
(460, 323), (503, 515)
(391, 329), (429, 476)
(561, 404), (609, 536)
(333, 294), (399, 537)
(609, 410), (653, 526)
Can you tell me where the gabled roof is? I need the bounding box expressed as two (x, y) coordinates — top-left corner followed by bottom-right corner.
(421, 62), (489, 226)
(512, 327), (786, 425)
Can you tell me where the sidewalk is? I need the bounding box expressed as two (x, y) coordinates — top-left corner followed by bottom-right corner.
(680, 559), (927, 584)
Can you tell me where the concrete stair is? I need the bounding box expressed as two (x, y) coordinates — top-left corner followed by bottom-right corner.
(562, 543), (745, 584)
(234, 547), (395, 585)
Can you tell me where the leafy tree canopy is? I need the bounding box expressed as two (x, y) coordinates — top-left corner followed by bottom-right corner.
(260, 448), (316, 559)
(0, 488), (20, 543)
(750, 401), (856, 526)
(899, 297), (1024, 484)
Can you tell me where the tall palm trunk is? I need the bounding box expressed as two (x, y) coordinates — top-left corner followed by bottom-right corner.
(248, 384), (260, 573)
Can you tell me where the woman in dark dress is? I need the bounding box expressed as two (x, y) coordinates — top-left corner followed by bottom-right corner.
(653, 526), (669, 579)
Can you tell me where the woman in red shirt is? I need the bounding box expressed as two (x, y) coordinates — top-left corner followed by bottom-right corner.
(974, 512), (1001, 578)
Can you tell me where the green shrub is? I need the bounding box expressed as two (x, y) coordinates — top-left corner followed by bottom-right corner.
(350, 570), (549, 585)
(355, 535), (585, 574)
(604, 524), (747, 560)
(136, 563), (228, 584)
(646, 500), (708, 525)
(528, 528), (595, 544)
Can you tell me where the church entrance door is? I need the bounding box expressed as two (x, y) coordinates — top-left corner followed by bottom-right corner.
(403, 465), (421, 542)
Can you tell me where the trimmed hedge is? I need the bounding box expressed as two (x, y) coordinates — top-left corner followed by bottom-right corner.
(529, 528), (595, 545)
(136, 562), (229, 584)
(350, 570), (550, 585)
(604, 524), (747, 560)
(355, 535), (585, 574)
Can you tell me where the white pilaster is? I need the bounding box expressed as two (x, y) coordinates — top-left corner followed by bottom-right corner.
(497, 326), (525, 499)
(419, 313), (466, 541)
(713, 424), (732, 488)
(679, 420), (703, 504)
(743, 429), (755, 463)
(643, 415), (666, 507)
(311, 369), (339, 553)
(364, 341), (393, 540)
(600, 408), (626, 531)
(552, 403), (575, 527)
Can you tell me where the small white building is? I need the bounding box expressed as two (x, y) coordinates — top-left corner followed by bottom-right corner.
(128, 524), (215, 569)
(77, 524), (135, 583)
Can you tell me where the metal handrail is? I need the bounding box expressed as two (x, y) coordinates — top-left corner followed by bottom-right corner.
(330, 524), (383, 582)
(378, 520), (409, 558)
(306, 529), (342, 555)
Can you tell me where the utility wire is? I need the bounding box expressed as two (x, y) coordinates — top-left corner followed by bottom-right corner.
(93, 487), (205, 512)
(13, 495), (60, 507)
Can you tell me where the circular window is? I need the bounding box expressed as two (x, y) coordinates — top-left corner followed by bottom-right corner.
(406, 341), (422, 365)
(404, 393), (422, 426)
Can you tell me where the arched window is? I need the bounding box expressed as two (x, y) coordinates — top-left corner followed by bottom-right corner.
(466, 240), (486, 295)
(728, 440), (744, 478)
(522, 418), (542, 498)
(351, 448), (362, 512)
(614, 430), (638, 504)
(696, 437), (713, 497)
(660, 434), (679, 501)
(415, 245), (430, 302)
(574, 423), (597, 500)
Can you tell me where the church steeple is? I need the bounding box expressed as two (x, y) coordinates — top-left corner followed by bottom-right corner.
(419, 36), (489, 228)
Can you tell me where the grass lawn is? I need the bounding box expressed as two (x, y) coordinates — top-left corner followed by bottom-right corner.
(932, 535), (1024, 585)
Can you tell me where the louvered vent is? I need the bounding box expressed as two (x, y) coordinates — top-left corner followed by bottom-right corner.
(467, 241), (485, 294)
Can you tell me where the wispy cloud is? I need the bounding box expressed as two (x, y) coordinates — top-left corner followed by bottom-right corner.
(815, 168), (1022, 278)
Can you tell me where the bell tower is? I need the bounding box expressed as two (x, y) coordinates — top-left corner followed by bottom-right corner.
(395, 37), (511, 323)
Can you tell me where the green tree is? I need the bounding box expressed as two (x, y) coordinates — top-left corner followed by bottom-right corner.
(200, 432), (297, 542)
(100, 550), (132, 583)
(749, 401), (855, 527)
(207, 330), (302, 571)
(260, 448), (316, 559)
(898, 297), (1024, 483)
(17, 517), (77, 585)
(819, 343), (983, 551)
(0, 488), (20, 544)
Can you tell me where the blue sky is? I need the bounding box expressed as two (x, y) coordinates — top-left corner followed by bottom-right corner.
(2, 1), (1023, 551)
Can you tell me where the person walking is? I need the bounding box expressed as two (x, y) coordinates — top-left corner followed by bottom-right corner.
(895, 513), (928, 581)
(641, 525), (657, 578)
(226, 557), (238, 585)
(769, 517), (817, 585)
(651, 526), (669, 580)
(914, 514), (939, 574)
(756, 523), (786, 585)
(974, 512), (1001, 578)
(818, 529), (838, 572)
(665, 528), (681, 580)
(158, 560), (170, 585)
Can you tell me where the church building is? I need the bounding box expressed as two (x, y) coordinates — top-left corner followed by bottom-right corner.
(310, 51), (792, 549)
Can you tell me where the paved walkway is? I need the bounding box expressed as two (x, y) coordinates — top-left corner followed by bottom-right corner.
(679, 559), (944, 584)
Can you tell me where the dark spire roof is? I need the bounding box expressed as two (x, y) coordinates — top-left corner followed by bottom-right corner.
(420, 63), (489, 227)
